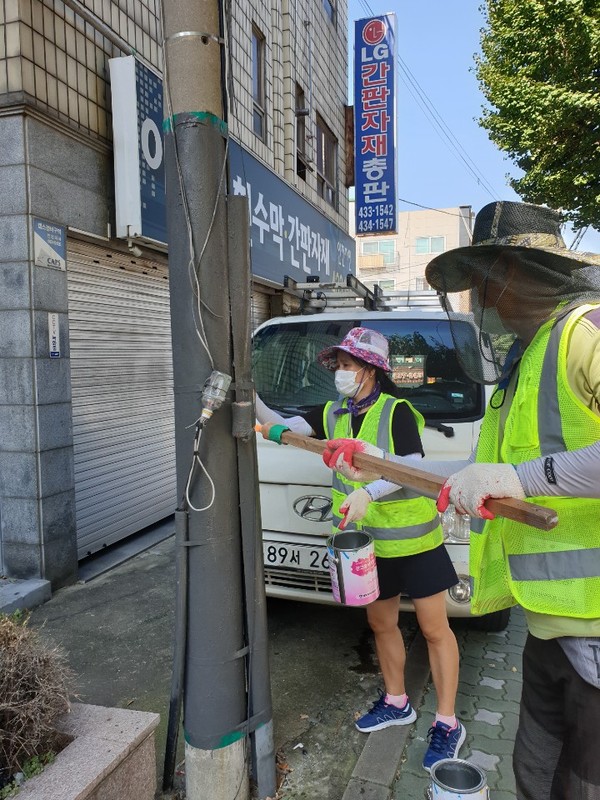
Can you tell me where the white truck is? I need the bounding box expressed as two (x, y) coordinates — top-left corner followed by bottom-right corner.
(252, 276), (509, 631)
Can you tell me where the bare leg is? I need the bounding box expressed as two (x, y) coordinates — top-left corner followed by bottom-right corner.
(365, 595), (405, 695)
(412, 591), (459, 716)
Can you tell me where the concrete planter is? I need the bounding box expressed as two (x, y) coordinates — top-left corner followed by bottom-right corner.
(16, 704), (160, 800)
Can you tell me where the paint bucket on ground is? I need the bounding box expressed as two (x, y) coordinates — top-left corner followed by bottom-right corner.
(425, 759), (489, 799)
(326, 528), (379, 606)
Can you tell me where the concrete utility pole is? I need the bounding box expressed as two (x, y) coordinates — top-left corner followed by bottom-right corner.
(161, 1), (275, 798)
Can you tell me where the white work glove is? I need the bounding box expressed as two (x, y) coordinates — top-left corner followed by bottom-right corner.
(437, 463), (525, 520)
(338, 488), (372, 529)
(322, 438), (385, 482)
(255, 393), (313, 436)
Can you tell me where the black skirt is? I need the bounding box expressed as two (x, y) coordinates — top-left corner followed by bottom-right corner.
(375, 544), (458, 601)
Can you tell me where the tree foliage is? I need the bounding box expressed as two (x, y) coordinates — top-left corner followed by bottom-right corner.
(476, 0), (600, 231)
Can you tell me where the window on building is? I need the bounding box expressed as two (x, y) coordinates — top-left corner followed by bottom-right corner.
(252, 26), (266, 140)
(415, 276), (430, 290)
(316, 115), (338, 208)
(415, 236), (445, 255)
(296, 84), (308, 181)
(361, 239), (396, 265)
(322, 0), (336, 23)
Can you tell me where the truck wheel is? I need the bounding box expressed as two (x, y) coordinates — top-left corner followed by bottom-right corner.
(470, 608), (511, 632)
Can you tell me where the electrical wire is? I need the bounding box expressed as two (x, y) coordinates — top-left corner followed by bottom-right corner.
(159, 1), (223, 366)
(397, 198), (471, 217)
(183, 423), (217, 512)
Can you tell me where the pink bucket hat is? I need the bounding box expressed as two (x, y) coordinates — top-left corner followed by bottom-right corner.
(317, 327), (391, 372)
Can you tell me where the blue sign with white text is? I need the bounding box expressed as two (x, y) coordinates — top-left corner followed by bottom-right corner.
(229, 142), (355, 283)
(354, 15), (397, 235)
(136, 61), (166, 243)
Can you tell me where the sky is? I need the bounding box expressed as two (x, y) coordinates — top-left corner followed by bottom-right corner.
(347, 0), (600, 252)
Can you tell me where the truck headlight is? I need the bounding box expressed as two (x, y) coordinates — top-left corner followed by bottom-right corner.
(440, 506), (471, 542)
(448, 575), (471, 603)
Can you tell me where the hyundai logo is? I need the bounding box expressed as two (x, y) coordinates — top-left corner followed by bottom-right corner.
(292, 495), (333, 522)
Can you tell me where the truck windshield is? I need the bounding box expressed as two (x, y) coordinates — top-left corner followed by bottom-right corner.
(252, 318), (484, 422)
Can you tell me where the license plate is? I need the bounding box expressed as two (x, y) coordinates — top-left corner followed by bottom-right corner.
(263, 542), (330, 572)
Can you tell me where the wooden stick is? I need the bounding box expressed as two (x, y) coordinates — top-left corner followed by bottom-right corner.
(273, 429), (558, 532)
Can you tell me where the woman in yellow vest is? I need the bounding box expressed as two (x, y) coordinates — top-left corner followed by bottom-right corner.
(322, 203), (600, 800)
(256, 326), (465, 772)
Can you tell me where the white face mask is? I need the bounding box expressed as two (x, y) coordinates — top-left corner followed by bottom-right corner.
(334, 369), (361, 397)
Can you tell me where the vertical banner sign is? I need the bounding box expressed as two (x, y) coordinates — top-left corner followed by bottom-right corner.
(109, 56), (167, 244)
(354, 15), (397, 235)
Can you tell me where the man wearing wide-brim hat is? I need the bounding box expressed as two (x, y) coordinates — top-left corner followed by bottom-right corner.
(322, 201), (600, 799)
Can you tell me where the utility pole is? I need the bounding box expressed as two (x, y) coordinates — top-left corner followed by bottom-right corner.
(161, 1), (275, 798)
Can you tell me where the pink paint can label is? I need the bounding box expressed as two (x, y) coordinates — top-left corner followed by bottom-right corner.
(326, 529), (379, 606)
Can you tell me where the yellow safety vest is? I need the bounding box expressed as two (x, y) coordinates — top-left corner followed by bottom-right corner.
(324, 393), (442, 558)
(470, 304), (600, 618)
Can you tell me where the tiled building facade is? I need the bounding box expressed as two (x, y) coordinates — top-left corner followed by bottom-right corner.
(0, 0), (351, 587)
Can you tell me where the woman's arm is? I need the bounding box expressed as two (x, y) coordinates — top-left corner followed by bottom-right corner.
(255, 393), (315, 436)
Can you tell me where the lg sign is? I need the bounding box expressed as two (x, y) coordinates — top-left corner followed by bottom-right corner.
(361, 18), (389, 61)
(362, 18), (386, 45)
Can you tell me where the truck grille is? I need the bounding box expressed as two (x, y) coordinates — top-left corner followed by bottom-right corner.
(264, 567), (333, 594)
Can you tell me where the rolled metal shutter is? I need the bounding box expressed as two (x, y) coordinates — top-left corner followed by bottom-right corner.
(251, 288), (271, 329)
(67, 240), (176, 558)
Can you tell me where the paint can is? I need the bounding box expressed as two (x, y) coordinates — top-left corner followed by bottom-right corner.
(425, 759), (489, 800)
(326, 528), (379, 606)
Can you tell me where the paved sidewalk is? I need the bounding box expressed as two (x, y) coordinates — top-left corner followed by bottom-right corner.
(22, 534), (527, 799)
(392, 607), (527, 800)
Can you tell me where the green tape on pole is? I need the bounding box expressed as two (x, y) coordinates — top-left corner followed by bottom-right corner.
(163, 111), (228, 137)
(184, 728), (246, 749)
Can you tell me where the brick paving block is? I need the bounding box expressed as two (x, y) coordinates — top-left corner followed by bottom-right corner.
(466, 719), (506, 740)
(471, 699), (521, 718)
(479, 676), (506, 691)
(474, 708), (503, 726)
(392, 767), (430, 800)
(500, 710), (520, 738)
(469, 749), (501, 772)
(503, 679), (524, 704)
(456, 663), (485, 686)
(453, 691), (480, 721)
(397, 712), (437, 773)
(484, 649), (508, 662)
(495, 753), (518, 793)
(469, 734), (517, 756)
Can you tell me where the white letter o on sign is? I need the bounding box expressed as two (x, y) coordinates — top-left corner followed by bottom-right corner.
(141, 117), (163, 170)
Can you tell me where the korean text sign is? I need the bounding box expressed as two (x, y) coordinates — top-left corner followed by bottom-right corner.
(354, 15), (397, 235)
(229, 141), (355, 283)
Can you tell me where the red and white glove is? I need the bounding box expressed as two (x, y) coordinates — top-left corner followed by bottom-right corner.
(437, 463), (525, 520)
(338, 488), (372, 529)
(322, 438), (385, 482)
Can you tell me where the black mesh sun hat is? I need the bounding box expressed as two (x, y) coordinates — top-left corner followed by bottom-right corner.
(424, 201), (600, 385)
(426, 201), (600, 294)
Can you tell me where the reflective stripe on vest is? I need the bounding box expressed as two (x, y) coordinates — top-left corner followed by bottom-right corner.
(324, 394), (443, 557)
(470, 304), (600, 617)
(537, 311), (569, 455)
(509, 548), (600, 582)
(331, 511), (440, 540)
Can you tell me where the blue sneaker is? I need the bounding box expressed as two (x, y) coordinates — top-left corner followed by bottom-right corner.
(422, 720), (466, 772)
(355, 690), (417, 733)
